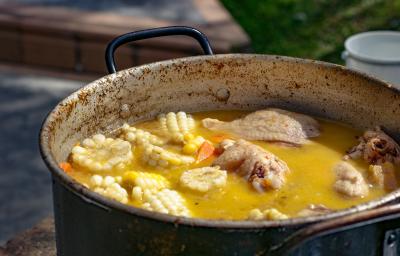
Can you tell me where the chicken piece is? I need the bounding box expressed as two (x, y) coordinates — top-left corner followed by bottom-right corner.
(202, 108), (320, 145)
(333, 162), (369, 197)
(213, 139), (289, 191)
(297, 204), (333, 217)
(345, 127), (400, 165)
(219, 139), (236, 151)
(368, 163), (398, 191)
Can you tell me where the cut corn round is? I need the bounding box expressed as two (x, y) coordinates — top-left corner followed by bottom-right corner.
(71, 134), (133, 172)
(180, 166), (227, 193)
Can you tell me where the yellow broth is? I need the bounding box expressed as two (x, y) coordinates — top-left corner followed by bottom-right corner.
(68, 110), (391, 220)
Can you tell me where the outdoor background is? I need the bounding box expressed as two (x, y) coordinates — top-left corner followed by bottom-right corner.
(222, 0), (400, 63)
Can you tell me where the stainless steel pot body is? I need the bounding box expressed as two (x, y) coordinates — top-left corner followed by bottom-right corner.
(40, 53), (400, 255)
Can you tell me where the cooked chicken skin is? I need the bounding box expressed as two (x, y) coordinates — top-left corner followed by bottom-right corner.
(202, 108), (320, 145)
(345, 127), (400, 165)
(333, 162), (369, 197)
(213, 139), (290, 192)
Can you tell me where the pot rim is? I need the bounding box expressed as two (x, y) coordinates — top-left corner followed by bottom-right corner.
(40, 53), (400, 229)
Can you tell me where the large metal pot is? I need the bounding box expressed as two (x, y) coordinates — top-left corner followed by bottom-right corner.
(40, 27), (400, 255)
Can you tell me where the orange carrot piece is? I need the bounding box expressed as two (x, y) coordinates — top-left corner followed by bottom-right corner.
(210, 134), (230, 143)
(59, 162), (72, 173)
(197, 141), (215, 162)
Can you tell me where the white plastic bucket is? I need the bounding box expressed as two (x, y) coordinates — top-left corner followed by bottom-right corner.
(343, 31), (400, 85)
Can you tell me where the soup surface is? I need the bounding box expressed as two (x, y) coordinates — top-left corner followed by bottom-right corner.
(64, 110), (398, 220)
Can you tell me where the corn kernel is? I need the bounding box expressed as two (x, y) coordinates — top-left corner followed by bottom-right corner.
(264, 209), (288, 220)
(132, 186), (143, 201)
(248, 209), (264, 220)
(184, 133), (195, 141)
(183, 143), (198, 155)
(248, 208), (288, 220)
(168, 157), (182, 166)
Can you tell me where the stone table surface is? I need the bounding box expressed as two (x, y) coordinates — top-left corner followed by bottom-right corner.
(0, 65), (86, 246)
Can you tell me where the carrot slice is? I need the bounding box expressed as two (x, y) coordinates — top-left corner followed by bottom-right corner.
(59, 162), (72, 173)
(197, 141), (216, 162)
(210, 134), (230, 143)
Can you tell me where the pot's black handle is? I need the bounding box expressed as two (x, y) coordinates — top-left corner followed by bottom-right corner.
(269, 204), (400, 256)
(105, 26), (213, 74)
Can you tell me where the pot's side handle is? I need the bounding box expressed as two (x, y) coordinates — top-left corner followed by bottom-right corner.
(105, 26), (214, 73)
(269, 204), (400, 256)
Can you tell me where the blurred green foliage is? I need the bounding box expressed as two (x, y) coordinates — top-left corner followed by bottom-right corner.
(221, 0), (400, 63)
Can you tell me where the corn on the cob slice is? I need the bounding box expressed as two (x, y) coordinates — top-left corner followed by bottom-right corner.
(71, 134), (133, 172)
(158, 112), (195, 143)
(180, 167), (227, 193)
(121, 123), (165, 146)
(142, 143), (194, 168)
(89, 175), (128, 203)
(122, 171), (170, 191)
(141, 188), (191, 217)
(248, 208), (288, 220)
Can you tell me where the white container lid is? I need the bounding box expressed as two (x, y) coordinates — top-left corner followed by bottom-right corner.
(344, 31), (400, 64)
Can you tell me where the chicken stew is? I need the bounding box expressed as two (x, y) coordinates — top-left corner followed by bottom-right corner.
(61, 109), (399, 220)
